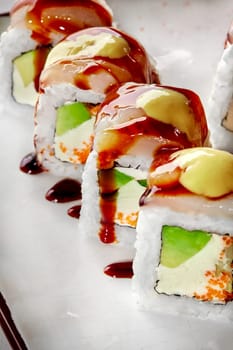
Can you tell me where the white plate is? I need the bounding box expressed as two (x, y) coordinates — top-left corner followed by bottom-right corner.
(0, 0), (15, 14)
(1, 1), (233, 349)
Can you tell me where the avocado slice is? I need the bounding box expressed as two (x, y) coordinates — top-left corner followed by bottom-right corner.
(114, 169), (134, 188)
(55, 102), (91, 136)
(13, 47), (50, 87)
(160, 225), (211, 268)
(137, 179), (147, 187)
(14, 50), (36, 87)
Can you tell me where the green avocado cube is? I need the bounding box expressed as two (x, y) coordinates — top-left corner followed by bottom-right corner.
(160, 225), (211, 268)
(137, 179), (147, 187)
(13, 48), (50, 87)
(13, 50), (36, 87)
(55, 102), (91, 136)
(113, 169), (134, 188)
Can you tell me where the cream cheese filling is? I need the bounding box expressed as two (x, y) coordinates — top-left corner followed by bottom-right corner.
(54, 118), (95, 164)
(12, 66), (38, 106)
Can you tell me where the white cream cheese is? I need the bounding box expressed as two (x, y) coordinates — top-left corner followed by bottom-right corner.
(12, 66), (38, 106)
(54, 118), (94, 164)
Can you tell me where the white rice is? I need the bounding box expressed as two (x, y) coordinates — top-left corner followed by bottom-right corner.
(207, 44), (233, 153)
(132, 198), (233, 321)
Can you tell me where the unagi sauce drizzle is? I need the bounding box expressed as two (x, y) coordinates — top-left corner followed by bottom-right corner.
(67, 205), (82, 219)
(33, 47), (51, 92)
(104, 261), (133, 278)
(98, 169), (117, 244)
(45, 178), (82, 203)
(19, 152), (44, 174)
(11, 0), (113, 45)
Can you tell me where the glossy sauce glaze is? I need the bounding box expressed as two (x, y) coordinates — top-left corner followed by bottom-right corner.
(33, 46), (51, 91)
(104, 261), (133, 278)
(45, 178), (82, 203)
(98, 169), (118, 243)
(40, 27), (159, 92)
(67, 205), (82, 219)
(19, 152), (44, 174)
(96, 83), (208, 143)
(11, 0), (113, 45)
(95, 83), (208, 243)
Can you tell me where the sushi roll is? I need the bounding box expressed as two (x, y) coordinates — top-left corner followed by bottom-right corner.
(34, 28), (158, 178)
(207, 20), (233, 152)
(133, 148), (233, 321)
(0, 0), (113, 112)
(79, 82), (209, 245)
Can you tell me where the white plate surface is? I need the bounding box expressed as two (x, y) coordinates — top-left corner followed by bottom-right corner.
(0, 1), (233, 349)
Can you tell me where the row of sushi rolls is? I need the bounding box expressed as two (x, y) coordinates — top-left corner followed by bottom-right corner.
(1, 0), (233, 322)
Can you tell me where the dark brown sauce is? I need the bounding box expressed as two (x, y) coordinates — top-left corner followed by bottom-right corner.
(19, 152), (44, 174)
(45, 178), (82, 203)
(98, 169), (117, 244)
(11, 0), (113, 45)
(33, 47), (51, 91)
(104, 261), (133, 278)
(0, 292), (28, 350)
(67, 205), (82, 219)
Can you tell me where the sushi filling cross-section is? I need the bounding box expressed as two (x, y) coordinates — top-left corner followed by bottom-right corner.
(156, 225), (233, 304)
(133, 147), (233, 320)
(98, 167), (147, 243)
(12, 47), (51, 105)
(54, 102), (96, 164)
